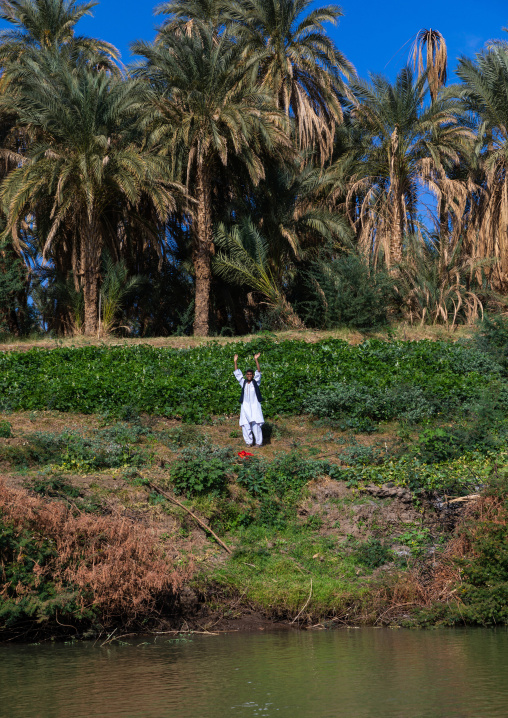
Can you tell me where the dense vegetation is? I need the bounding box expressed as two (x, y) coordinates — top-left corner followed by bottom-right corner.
(1, 320), (508, 634)
(0, 336), (503, 421)
(0, 0), (507, 339)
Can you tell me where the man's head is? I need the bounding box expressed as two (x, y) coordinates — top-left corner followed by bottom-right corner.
(245, 369), (254, 383)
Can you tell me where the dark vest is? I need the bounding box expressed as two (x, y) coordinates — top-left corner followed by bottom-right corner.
(240, 378), (262, 404)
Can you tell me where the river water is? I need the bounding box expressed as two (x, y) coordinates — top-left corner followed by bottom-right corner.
(1, 629), (507, 718)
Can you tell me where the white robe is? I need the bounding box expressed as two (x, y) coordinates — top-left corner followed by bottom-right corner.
(234, 369), (264, 427)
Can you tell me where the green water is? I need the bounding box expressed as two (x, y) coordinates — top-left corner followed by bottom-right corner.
(1, 629), (508, 718)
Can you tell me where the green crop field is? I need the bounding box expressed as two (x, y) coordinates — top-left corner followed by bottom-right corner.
(0, 337), (504, 424)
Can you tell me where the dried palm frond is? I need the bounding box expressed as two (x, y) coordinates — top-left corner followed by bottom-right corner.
(411, 28), (447, 103)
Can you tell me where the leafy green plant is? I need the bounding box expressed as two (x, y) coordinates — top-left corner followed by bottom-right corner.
(342, 452), (490, 496)
(0, 420), (12, 438)
(305, 382), (436, 424)
(352, 538), (393, 569)
(171, 445), (234, 497)
(158, 425), (204, 449)
(0, 428), (150, 470)
(397, 526), (432, 557)
(237, 452), (337, 527)
(416, 428), (464, 463)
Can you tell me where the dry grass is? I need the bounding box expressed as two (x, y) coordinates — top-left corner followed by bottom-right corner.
(0, 322), (476, 353)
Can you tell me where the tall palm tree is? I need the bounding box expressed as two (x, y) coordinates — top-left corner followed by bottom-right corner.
(132, 23), (290, 336)
(345, 67), (468, 269)
(456, 47), (508, 291)
(212, 158), (351, 327)
(0, 53), (176, 335)
(0, 0), (119, 69)
(224, 0), (354, 161)
(410, 29), (452, 252)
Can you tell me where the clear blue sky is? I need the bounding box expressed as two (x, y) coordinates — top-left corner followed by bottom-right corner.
(68, 0), (508, 80)
(0, 0), (506, 78)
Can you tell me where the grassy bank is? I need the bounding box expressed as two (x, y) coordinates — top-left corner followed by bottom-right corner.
(1, 322), (508, 638)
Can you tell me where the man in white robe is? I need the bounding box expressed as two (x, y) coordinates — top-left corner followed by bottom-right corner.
(233, 352), (264, 447)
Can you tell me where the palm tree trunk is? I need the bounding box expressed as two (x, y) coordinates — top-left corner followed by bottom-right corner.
(193, 162), (213, 336)
(388, 130), (403, 268)
(390, 196), (404, 266)
(81, 214), (102, 336)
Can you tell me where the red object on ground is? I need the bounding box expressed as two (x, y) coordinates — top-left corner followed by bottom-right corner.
(238, 451), (254, 458)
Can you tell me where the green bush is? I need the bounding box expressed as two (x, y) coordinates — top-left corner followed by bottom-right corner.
(0, 517), (89, 630)
(352, 538), (393, 569)
(304, 382), (436, 424)
(25, 475), (106, 513)
(171, 445), (234, 497)
(416, 428), (465, 463)
(474, 314), (508, 374)
(157, 425), (204, 449)
(0, 427), (150, 470)
(342, 452), (491, 497)
(295, 254), (395, 329)
(416, 470), (508, 627)
(237, 453), (336, 527)
(0, 420), (12, 438)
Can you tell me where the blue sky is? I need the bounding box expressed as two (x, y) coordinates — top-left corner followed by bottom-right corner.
(0, 0), (506, 79)
(68, 0), (508, 80)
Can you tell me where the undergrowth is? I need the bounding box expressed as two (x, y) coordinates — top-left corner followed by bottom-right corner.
(0, 482), (190, 638)
(0, 423), (152, 471)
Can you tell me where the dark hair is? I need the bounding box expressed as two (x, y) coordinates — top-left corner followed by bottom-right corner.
(245, 368), (254, 374)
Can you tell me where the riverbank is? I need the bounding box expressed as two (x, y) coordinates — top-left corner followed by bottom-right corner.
(1, 324), (507, 639)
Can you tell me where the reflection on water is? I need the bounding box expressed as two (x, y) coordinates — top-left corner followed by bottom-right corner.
(1, 628), (508, 718)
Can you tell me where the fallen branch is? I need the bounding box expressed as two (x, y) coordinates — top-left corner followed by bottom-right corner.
(291, 578), (313, 624)
(147, 482), (232, 555)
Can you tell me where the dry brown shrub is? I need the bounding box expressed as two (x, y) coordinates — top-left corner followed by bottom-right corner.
(0, 481), (192, 626)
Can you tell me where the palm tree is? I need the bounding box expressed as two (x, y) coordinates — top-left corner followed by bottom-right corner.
(214, 218), (304, 327)
(225, 0), (354, 160)
(456, 47), (508, 291)
(345, 67), (468, 269)
(0, 53), (176, 335)
(132, 23), (290, 336)
(246, 157), (352, 279)
(0, 0), (119, 69)
(154, 0), (227, 36)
